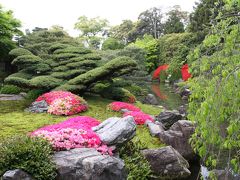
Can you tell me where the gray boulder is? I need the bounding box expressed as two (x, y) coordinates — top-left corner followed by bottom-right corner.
(143, 94), (159, 105)
(2, 169), (34, 180)
(210, 169), (240, 180)
(25, 100), (48, 113)
(159, 120), (196, 160)
(145, 120), (165, 136)
(92, 116), (136, 146)
(53, 148), (127, 180)
(155, 110), (182, 129)
(0, 94), (24, 101)
(180, 88), (191, 97)
(142, 146), (191, 179)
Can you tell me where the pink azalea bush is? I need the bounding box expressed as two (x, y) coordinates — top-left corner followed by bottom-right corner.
(31, 116), (112, 155)
(35, 91), (88, 115)
(33, 128), (101, 151)
(31, 116), (100, 133)
(123, 111), (154, 125)
(108, 102), (141, 112)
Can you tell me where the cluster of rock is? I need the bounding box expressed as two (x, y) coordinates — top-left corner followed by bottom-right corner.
(174, 83), (191, 101)
(144, 109), (197, 179)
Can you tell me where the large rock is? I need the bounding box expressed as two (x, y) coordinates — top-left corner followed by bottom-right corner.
(92, 116), (136, 146)
(145, 120), (165, 136)
(142, 146), (191, 179)
(155, 110), (182, 129)
(25, 100), (48, 113)
(53, 148), (127, 180)
(2, 169), (34, 180)
(180, 88), (191, 97)
(143, 94), (158, 105)
(159, 120), (196, 160)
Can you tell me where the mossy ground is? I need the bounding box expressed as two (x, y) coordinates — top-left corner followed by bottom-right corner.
(0, 95), (163, 148)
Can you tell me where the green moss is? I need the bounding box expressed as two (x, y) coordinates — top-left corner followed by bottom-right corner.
(133, 126), (164, 149)
(135, 101), (162, 115)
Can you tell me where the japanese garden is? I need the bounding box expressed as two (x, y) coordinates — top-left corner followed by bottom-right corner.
(0, 0), (239, 179)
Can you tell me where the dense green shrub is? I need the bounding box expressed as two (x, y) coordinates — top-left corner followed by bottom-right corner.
(4, 29), (137, 96)
(125, 85), (147, 96)
(0, 135), (56, 180)
(26, 89), (46, 101)
(4, 77), (30, 87)
(30, 76), (62, 89)
(0, 85), (22, 94)
(99, 85), (136, 103)
(67, 56), (137, 86)
(131, 35), (159, 73)
(102, 37), (125, 50)
(9, 48), (32, 56)
(119, 140), (153, 180)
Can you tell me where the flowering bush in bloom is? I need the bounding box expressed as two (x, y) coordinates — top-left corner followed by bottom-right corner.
(31, 116), (112, 154)
(31, 116), (100, 133)
(108, 102), (141, 112)
(33, 128), (101, 151)
(123, 111), (154, 125)
(35, 91), (88, 115)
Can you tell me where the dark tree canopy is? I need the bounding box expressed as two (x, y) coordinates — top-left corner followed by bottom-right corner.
(188, 0), (225, 32)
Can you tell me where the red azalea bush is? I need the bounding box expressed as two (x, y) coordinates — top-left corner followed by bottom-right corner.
(181, 64), (192, 81)
(108, 102), (141, 112)
(35, 91), (88, 115)
(123, 111), (154, 125)
(31, 116), (112, 154)
(152, 64), (169, 80)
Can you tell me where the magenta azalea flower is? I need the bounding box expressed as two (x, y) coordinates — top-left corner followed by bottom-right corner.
(108, 102), (141, 112)
(31, 116), (112, 154)
(123, 111), (154, 125)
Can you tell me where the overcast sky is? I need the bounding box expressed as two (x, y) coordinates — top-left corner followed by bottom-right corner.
(0, 0), (197, 36)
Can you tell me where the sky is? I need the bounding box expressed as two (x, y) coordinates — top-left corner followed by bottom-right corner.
(0, 0), (197, 36)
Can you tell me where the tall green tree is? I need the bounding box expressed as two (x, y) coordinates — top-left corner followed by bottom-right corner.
(74, 16), (109, 49)
(135, 7), (163, 39)
(163, 5), (188, 34)
(109, 20), (137, 44)
(0, 4), (22, 61)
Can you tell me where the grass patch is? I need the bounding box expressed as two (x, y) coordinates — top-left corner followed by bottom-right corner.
(135, 101), (162, 115)
(0, 95), (163, 149)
